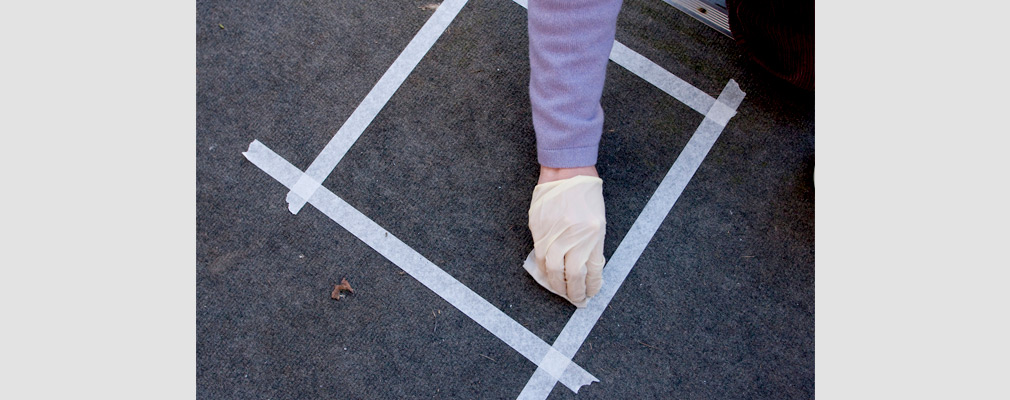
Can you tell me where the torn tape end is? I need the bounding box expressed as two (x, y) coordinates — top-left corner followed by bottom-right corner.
(245, 140), (263, 152)
(728, 78), (741, 90)
(721, 79), (747, 106)
(242, 142), (255, 159)
(562, 370), (600, 394)
(285, 191), (303, 215)
(571, 380), (597, 394)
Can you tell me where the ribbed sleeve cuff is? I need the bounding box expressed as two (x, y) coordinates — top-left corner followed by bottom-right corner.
(537, 144), (599, 168)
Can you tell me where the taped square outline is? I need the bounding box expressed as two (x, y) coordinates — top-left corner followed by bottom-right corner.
(240, 0), (745, 398)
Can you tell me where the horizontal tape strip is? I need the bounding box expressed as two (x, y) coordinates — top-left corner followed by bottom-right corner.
(244, 140), (598, 392)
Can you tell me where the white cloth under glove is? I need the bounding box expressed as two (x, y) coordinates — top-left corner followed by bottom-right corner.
(524, 175), (606, 307)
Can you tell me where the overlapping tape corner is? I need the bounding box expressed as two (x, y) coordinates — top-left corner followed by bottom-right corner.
(243, 140), (598, 392)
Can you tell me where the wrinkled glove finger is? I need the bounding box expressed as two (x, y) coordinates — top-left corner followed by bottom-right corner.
(560, 222), (597, 303)
(585, 231), (605, 298)
(543, 230), (582, 296)
(564, 244), (592, 304)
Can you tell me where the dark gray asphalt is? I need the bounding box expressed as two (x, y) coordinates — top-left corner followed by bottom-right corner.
(197, 0), (814, 398)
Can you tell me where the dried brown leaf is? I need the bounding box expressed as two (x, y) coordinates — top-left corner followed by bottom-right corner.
(331, 278), (355, 300)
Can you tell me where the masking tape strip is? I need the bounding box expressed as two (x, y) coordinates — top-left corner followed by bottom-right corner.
(608, 41), (717, 115)
(705, 98), (737, 127)
(517, 80), (746, 399)
(243, 139), (598, 392)
(284, 0), (470, 215)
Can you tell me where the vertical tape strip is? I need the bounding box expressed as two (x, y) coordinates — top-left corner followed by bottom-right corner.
(285, 0), (470, 215)
(517, 80), (746, 399)
(243, 140), (599, 392)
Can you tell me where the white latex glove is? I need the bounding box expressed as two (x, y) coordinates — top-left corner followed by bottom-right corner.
(524, 175), (606, 307)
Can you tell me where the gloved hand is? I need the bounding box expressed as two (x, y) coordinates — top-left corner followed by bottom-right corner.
(524, 175), (606, 307)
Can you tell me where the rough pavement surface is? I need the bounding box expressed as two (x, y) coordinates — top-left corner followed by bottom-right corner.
(197, 0), (814, 398)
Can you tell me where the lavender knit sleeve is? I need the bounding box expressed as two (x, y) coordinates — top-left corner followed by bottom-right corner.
(528, 0), (623, 168)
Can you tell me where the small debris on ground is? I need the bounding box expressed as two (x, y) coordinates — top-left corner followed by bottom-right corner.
(218, 23), (225, 29)
(331, 278), (355, 300)
(420, 3), (439, 11)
